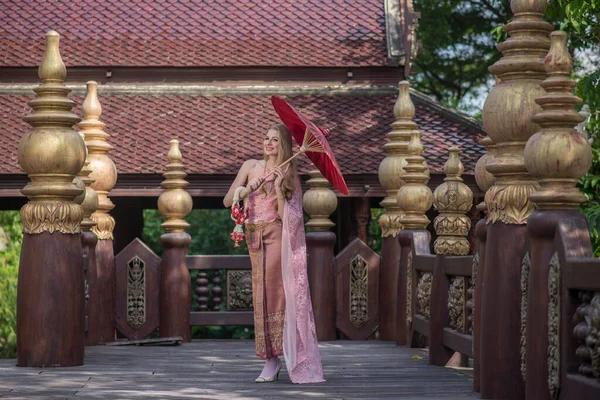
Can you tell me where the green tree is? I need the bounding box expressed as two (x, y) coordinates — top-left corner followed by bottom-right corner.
(412, 0), (511, 111)
(0, 211), (22, 358)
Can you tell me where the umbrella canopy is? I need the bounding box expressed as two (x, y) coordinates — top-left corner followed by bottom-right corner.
(271, 96), (349, 195)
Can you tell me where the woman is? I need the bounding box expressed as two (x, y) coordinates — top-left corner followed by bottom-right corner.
(223, 124), (324, 384)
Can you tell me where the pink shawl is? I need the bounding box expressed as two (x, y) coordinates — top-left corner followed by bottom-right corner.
(281, 181), (325, 384)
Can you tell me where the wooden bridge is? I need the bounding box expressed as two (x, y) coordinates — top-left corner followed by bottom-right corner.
(0, 341), (476, 399)
(8, 2), (600, 400)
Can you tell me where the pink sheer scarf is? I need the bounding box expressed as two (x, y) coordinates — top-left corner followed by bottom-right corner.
(281, 181), (325, 384)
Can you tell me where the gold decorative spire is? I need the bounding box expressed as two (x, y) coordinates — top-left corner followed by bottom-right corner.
(474, 136), (496, 213)
(18, 31), (85, 234)
(77, 88), (100, 231)
(158, 139), (193, 232)
(482, 0), (553, 224)
(303, 168), (338, 231)
(378, 81), (413, 237)
(525, 31), (592, 209)
(433, 147), (473, 255)
(396, 129), (433, 230)
(80, 81), (117, 239)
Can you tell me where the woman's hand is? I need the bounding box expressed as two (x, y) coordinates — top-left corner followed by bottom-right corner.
(242, 176), (265, 199)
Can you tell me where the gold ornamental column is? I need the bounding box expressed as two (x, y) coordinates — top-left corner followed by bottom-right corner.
(432, 147), (473, 256)
(428, 147), (473, 366)
(16, 31), (86, 367)
(81, 81), (118, 344)
(79, 82), (110, 345)
(395, 124), (433, 345)
(472, 135), (496, 393)
(523, 31), (592, 400)
(377, 81), (412, 341)
(480, 0), (553, 398)
(303, 168), (338, 341)
(158, 139), (193, 341)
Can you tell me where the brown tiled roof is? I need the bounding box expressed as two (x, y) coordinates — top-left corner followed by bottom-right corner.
(0, 94), (484, 176)
(0, 0), (388, 67)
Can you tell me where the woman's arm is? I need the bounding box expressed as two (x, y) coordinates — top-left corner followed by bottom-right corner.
(223, 160), (253, 208)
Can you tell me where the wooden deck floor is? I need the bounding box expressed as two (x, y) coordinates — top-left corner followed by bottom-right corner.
(0, 340), (476, 399)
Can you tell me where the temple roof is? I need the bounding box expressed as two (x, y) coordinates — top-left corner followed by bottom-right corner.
(0, 91), (484, 177)
(0, 0), (390, 67)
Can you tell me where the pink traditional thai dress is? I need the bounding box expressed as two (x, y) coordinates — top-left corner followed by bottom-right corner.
(245, 177), (324, 384)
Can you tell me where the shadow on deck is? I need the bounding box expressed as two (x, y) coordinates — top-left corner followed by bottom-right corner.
(0, 341), (476, 399)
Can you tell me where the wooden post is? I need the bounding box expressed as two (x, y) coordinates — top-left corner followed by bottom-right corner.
(79, 81), (117, 345)
(303, 168), (338, 341)
(472, 136), (496, 393)
(83, 81), (117, 345)
(158, 139), (193, 341)
(16, 31), (86, 367)
(76, 95), (100, 345)
(395, 107), (433, 346)
(480, 1), (552, 398)
(429, 147), (473, 366)
(377, 80), (412, 341)
(523, 31), (592, 400)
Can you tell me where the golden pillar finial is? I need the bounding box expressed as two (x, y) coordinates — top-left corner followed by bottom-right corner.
(482, 0), (553, 224)
(396, 129), (433, 230)
(378, 80), (414, 237)
(303, 168), (338, 231)
(18, 30), (85, 233)
(474, 136), (496, 213)
(80, 81), (117, 239)
(433, 147), (474, 255)
(158, 139), (193, 233)
(78, 89), (99, 231)
(525, 31), (592, 209)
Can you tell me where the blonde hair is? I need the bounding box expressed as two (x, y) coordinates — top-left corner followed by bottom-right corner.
(262, 124), (297, 201)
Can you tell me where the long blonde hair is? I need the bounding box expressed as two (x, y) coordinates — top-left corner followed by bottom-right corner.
(262, 124), (297, 201)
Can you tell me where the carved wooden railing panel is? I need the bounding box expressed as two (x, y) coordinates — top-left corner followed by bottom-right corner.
(551, 220), (600, 399)
(187, 255), (254, 326)
(334, 238), (380, 340)
(403, 230), (475, 368)
(407, 231), (434, 347)
(114, 238), (161, 340)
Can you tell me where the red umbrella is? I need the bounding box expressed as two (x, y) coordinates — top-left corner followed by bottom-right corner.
(270, 96), (349, 195)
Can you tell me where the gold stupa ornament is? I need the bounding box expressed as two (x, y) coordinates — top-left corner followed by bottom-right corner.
(303, 168), (337, 231)
(433, 147), (473, 255)
(525, 31), (592, 209)
(78, 85), (100, 231)
(396, 129), (433, 230)
(378, 81), (414, 237)
(474, 136), (496, 213)
(482, 0), (553, 224)
(158, 139), (193, 232)
(80, 81), (117, 239)
(18, 31), (86, 234)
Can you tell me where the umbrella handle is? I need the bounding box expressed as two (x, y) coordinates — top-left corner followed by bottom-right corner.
(262, 149), (305, 181)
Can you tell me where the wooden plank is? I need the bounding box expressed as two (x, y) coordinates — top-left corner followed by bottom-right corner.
(189, 311), (254, 326)
(443, 327), (473, 358)
(0, 341), (477, 399)
(443, 256), (473, 277)
(186, 255), (251, 270)
(413, 314), (429, 336)
(105, 336), (183, 346)
(563, 259), (600, 290)
(559, 373), (600, 400)
(414, 254), (435, 273)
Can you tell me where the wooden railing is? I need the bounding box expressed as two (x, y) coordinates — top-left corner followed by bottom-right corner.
(186, 255), (253, 326)
(405, 231), (474, 367)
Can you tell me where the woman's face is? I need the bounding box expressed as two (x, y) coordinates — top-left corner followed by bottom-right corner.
(263, 128), (280, 157)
